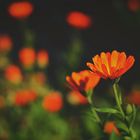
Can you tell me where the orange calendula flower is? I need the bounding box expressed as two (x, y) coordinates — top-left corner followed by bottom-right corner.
(127, 90), (140, 105)
(15, 90), (37, 106)
(5, 65), (22, 84)
(37, 50), (49, 68)
(8, 2), (33, 19)
(66, 11), (92, 29)
(87, 50), (135, 79)
(0, 35), (12, 52)
(67, 91), (88, 105)
(104, 121), (120, 135)
(42, 92), (63, 112)
(66, 70), (100, 93)
(128, 0), (140, 12)
(19, 47), (36, 68)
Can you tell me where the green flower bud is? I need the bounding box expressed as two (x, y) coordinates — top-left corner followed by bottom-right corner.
(126, 104), (133, 115)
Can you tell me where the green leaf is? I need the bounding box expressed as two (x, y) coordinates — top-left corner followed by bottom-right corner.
(109, 132), (120, 140)
(95, 108), (119, 114)
(116, 122), (129, 133)
(124, 136), (132, 140)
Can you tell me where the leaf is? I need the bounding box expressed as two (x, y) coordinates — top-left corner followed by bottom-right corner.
(109, 132), (121, 140)
(116, 122), (129, 133)
(95, 108), (119, 114)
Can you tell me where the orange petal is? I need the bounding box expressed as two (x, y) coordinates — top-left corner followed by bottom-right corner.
(92, 55), (103, 72)
(66, 76), (79, 91)
(111, 50), (119, 68)
(71, 72), (82, 86)
(101, 52), (110, 74)
(116, 52), (126, 69)
(85, 72), (100, 90)
(86, 62), (97, 72)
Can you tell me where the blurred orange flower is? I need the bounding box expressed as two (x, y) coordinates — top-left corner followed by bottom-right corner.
(104, 121), (120, 135)
(37, 50), (49, 68)
(5, 65), (22, 84)
(15, 90), (37, 106)
(8, 2), (33, 19)
(42, 92), (63, 112)
(0, 35), (12, 52)
(66, 11), (92, 29)
(19, 47), (36, 68)
(127, 91), (140, 105)
(67, 91), (88, 105)
(87, 50), (135, 79)
(128, 0), (140, 12)
(66, 70), (100, 93)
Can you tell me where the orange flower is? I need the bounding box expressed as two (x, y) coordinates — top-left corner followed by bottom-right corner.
(67, 91), (88, 105)
(19, 47), (36, 68)
(66, 70), (100, 93)
(127, 91), (140, 105)
(128, 0), (140, 12)
(5, 65), (22, 84)
(0, 35), (12, 52)
(42, 92), (63, 112)
(104, 121), (120, 135)
(66, 11), (92, 29)
(37, 50), (49, 68)
(8, 2), (33, 19)
(87, 50), (135, 79)
(15, 90), (37, 106)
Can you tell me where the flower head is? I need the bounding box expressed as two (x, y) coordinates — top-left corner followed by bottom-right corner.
(128, 0), (140, 12)
(15, 90), (37, 106)
(127, 90), (140, 105)
(66, 70), (100, 93)
(42, 92), (63, 112)
(87, 50), (135, 79)
(37, 50), (49, 68)
(66, 11), (92, 29)
(19, 47), (36, 68)
(5, 65), (22, 84)
(8, 2), (33, 19)
(0, 35), (12, 52)
(104, 121), (120, 135)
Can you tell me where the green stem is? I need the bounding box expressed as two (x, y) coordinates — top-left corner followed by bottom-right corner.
(113, 82), (138, 139)
(113, 83), (125, 119)
(87, 90), (101, 124)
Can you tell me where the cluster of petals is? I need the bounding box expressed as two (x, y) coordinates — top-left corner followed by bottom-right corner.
(37, 50), (49, 68)
(104, 121), (120, 135)
(19, 47), (36, 68)
(66, 11), (92, 29)
(128, 0), (140, 12)
(0, 35), (12, 52)
(127, 90), (140, 106)
(87, 50), (135, 79)
(15, 90), (37, 106)
(5, 65), (22, 84)
(42, 92), (63, 112)
(8, 2), (33, 19)
(66, 70), (100, 93)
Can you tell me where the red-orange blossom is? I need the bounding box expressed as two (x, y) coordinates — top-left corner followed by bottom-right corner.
(87, 50), (135, 79)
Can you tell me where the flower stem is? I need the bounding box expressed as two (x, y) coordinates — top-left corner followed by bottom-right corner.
(87, 90), (101, 124)
(113, 83), (125, 119)
(113, 81), (138, 139)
